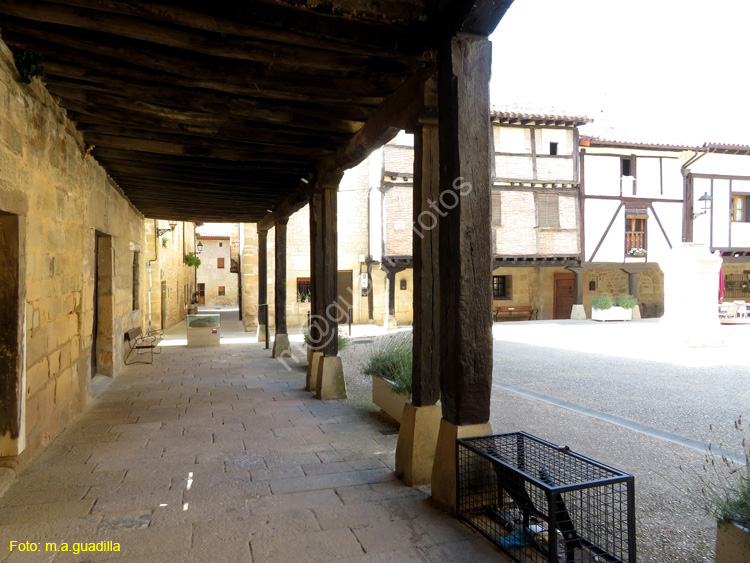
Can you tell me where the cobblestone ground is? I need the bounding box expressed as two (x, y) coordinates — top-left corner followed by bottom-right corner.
(339, 320), (749, 563)
(0, 315), (505, 563)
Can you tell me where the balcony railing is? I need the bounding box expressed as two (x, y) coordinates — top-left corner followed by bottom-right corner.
(625, 232), (645, 253)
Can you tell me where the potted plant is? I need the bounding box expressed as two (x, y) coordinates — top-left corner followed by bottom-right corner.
(362, 332), (412, 424)
(627, 247), (647, 257)
(692, 418), (749, 562)
(591, 294), (637, 321)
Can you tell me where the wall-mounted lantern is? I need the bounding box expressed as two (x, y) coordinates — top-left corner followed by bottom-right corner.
(692, 193), (713, 219)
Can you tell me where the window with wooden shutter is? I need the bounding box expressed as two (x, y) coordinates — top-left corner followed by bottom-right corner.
(217, 257), (225, 268)
(537, 193), (560, 228)
(491, 192), (502, 227)
(732, 195), (749, 222)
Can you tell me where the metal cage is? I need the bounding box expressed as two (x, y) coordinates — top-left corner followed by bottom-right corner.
(457, 432), (635, 563)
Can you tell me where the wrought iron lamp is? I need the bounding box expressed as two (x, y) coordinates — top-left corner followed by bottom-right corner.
(692, 192), (712, 218)
(156, 220), (178, 237)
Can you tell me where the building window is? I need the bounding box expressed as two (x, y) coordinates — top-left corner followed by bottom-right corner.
(536, 193), (560, 228)
(297, 277), (311, 302)
(217, 257), (225, 268)
(132, 252), (140, 311)
(732, 195), (748, 222)
(491, 192), (502, 227)
(549, 142), (558, 155)
(621, 157), (635, 177)
(492, 275), (508, 298)
(625, 210), (648, 254)
(218, 286), (225, 296)
(219, 242), (223, 247)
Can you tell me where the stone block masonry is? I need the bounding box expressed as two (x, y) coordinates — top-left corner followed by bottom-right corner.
(0, 37), (149, 472)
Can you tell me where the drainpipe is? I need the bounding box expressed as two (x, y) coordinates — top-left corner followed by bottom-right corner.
(147, 219), (159, 334)
(681, 146), (709, 242)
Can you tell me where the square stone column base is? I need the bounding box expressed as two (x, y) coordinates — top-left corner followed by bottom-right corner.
(395, 403), (442, 486)
(272, 334), (291, 358)
(306, 351), (323, 392)
(256, 324), (267, 342)
(315, 356), (347, 400)
(431, 418), (493, 512)
(570, 304), (586, 320)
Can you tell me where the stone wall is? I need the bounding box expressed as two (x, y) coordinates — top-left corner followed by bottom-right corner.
(145, 219), (197, 331)
(0, 39), (148, 471)
(241, 163), (371, 330)
(197, 237), (239, 306)
(581, 267), (664, 318)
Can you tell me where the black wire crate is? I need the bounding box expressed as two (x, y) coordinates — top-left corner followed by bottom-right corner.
(457, 432), (635, 563)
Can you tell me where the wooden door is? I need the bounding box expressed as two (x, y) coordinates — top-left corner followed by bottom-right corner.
(197, 283), (205, 305)
(554, 273), (575, 320)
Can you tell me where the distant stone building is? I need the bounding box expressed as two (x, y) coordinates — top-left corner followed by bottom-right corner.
(242, 168), (373, 331)
(197, 224), (240, 307)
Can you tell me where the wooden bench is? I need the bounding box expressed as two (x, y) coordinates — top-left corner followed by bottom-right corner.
(494, 305), (538, 322)
(124, 327), (162, 365)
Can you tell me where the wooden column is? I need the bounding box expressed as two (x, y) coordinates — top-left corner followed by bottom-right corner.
(306, 192), (324, 390)
(314, 173), (346, 399)
(436, 33), (493, 426)
(431, 33), (494, 509)
(257, 228), (268, 342)
(395, 111), (443, 487)
(411, 121), (441, 408)
(272, 219), (291, 358)
(320, 175), (341, 358)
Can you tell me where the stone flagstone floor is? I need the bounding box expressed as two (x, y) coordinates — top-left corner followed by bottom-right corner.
(0, 315), (506, 562)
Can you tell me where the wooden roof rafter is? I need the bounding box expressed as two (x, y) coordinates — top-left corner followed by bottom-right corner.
(0, 0), (513, 223)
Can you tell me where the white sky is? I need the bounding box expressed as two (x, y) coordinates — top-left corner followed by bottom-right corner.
(489, 0), (750, 145)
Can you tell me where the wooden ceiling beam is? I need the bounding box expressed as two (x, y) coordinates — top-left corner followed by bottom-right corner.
(257, 184), (311, 231)
(46, 74), (369, 130)
(83, 131), (329, 162)
(320, 65), (436, 175)
(35, 0), (424, 57)
(429, 0), (514, 41)
(1, 25), (395, 103)
(67, 110), (350, 149)
(91, 148), (312, 172)
(56, 94), (356, 142)
(0, 0), (418, 74)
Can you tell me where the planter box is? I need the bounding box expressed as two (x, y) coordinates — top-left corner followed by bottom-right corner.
(372, 377), (408, 424)
(716, 521), (750, 563)
(592, 306), (633, 322)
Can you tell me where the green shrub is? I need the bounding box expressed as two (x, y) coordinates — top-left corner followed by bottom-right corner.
(338, 332), (350, 351)
(591, 295), (613, 310)
(614, 294), (638, 309)
(362, 332), (412, 398)
(184, 254), (201, 267)
(689, 417), (750, 529)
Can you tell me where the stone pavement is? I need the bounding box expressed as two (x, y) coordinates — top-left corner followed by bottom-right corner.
(0, 311), (506, 562)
